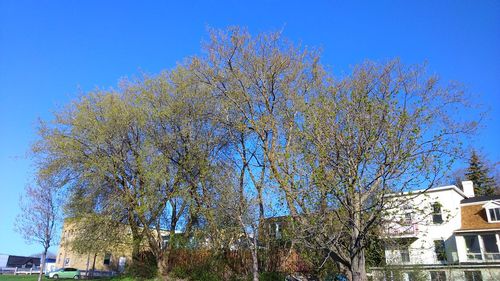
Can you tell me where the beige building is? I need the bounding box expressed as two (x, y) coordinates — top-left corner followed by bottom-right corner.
(56, 219), (140, 273)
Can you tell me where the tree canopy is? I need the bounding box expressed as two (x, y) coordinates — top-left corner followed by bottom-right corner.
(32, 28), (478, 281)
(465, 150), (497, 196)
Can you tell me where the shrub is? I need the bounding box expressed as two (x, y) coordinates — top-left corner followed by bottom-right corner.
(126, 251), (158, 279)
(259, 272), (285, 281)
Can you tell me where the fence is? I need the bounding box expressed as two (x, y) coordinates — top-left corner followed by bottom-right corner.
(0, 267), (41, 275)
(0, 267), (116, 278)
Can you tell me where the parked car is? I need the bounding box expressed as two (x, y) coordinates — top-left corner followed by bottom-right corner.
(45, 268), (80, 279)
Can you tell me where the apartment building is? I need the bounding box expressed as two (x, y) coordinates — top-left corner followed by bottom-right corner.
(55, 219), (133, 273)
(373, 181), (500, 281)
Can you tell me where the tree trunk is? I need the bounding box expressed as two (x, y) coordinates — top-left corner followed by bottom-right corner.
(131, 232), (142, 274)
(91, 253), (97, 278)
(350, 251), (367, 281)
(351, 194), (368, 281)
(85, 254), (90, 278)
(156, 254), (169, 278)
(251, 234), (259, 281)
(38, 248), (47, 281)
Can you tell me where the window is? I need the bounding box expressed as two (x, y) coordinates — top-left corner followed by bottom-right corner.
(430, 271), (446, 281)
(161, 235), (169, 248)
(481, 234), (500, 261)
(464, 271), (482, 281)
(275, 223), (281, 239)
(481, 234), (498, 252)
(488, 208), (500, 222)
(404, 213), (412, 224)
(64, 268), (77, 272)
(434, 240), (447, 262)
(270, 222), (282, 239)
(432, 202), (443, 224)
(465, 236), (482, 261)
(400, 248), (410, 263)
(64, 258), (70, 266)
(103, 253), (111, 265)
(405, 272), (417, 281)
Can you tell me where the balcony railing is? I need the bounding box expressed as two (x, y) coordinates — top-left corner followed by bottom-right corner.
(485, 253), (500, 261)
(385, 224), (418, 237)
(466, 252), (500, 262)
(466, 253), (483, 261)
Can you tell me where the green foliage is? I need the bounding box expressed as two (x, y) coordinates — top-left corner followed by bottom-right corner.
(171, 263), (221, 281)
(257, 272), (285, 281)
(125, 251), (158, 279)
(465, 151), (497, 196)
(33, 27), (478, 280)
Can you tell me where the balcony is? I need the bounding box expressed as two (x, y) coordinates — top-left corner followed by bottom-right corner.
(466, 252), (500, 262)
(466, 253), (483, 261)
(485, 253), (500, 261)
(385, 223), (419, 238)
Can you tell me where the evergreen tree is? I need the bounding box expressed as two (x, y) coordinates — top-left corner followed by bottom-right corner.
(465, 151), (496, 196)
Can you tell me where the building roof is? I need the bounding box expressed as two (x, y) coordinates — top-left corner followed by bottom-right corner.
(461, 194), (500, 204)
(6, 255), (40, 267)
(386, 184), (468, 200)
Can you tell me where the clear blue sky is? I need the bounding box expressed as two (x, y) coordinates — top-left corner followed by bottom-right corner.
(1, 0), (499, 256)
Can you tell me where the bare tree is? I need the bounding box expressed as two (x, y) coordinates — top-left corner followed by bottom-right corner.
(15, 181), (59, 281)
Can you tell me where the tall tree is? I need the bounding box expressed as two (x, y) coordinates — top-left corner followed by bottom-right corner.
(188, 28), (476, 280)
(297, 61), (476, 281)
(190, 27), (322, 280)
(15, 181), (59, 281)
(465, 151), (497, 196)
(33, 71), (223, 277)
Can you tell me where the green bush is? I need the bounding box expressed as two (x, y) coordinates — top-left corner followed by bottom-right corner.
(125, 251), (158, 279)
(258, 272), (285, 281)
(171, 263), (222, 281)
(170, 266), (190, 279)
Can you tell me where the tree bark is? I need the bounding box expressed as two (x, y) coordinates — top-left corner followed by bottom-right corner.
(156, 254), (169, 278)
(91, 253), (97, 278)
(85, 254), (90, 278)
(350, 194), (368, 281)
(38, 248), (47, 281)
(131, 234), (142, 266)
(350, 251), (367, 281)
(251, 234), (259, 281)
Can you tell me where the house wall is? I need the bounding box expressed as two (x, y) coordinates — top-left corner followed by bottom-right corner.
(384, 187), (464, 265)
(0, 254), (8, 268)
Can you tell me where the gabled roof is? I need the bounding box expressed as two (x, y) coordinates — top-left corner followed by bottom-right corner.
(461, 195), (500, 204)
(482, 201), (500, 209)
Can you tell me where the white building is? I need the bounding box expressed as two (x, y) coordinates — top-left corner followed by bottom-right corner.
(373, 181), (500, 281)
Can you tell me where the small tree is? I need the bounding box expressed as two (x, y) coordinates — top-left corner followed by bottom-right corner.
(15, 181), (59, 281)
(465, 151), (497, 196)
(68, 215), (131, 278)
